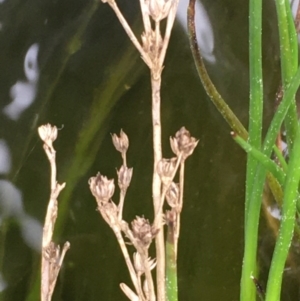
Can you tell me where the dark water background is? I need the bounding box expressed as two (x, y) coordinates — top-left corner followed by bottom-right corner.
(0, 0), (298, 300)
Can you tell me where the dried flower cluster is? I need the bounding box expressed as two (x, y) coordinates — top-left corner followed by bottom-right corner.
(89, 128), (197, 301)
(100, 0), (179, 79)
(89, 131), (156, 301)
(90, 173), (115, 204)
(170, 127), (199, 160)
(38, 124), (57, 148)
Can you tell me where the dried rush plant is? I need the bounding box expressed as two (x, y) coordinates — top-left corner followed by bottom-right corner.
(38, 124), (70, 301)
(38, 0), (198, 301)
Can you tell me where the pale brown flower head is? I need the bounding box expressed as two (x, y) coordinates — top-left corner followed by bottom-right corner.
(38, 124), (57, 146)
(147, 0), (173, 22)
(165, 182), (179, 208)
(102, 200), (118, 219)
(112, 130), (129, 154)
(117, 165), (133, 190)
(170, 127), (198, 160)
(157, 157), (177, 185)
(89, 173), (115, 204)
(131, 216), (155, 248)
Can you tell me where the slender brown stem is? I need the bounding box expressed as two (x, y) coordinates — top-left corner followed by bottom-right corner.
(143, 250), (156, 301)
(39, 124), (69, 301)
(108, 0), (152, 68)
(151, 73), (165, 301)
(174, 161), (185, 259)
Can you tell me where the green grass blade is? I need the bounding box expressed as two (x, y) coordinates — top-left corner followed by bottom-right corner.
(241, 64), (300, 301)
(275, 0), (298, 148)
(240, 0), (263, 299)
(232, 133), (285, 187)
(273, 146), (288, 172)
(263, 66), (300, 154)
(265, 125), (300, 301)
(246, 0), (263, 220)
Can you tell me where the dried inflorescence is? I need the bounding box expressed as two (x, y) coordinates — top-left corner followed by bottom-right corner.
(89, 126), (198, 301)
(131, 216), (157, 248)
(157, 157), (177, 185)
(89, 173), (115, 205)
(112, 129), (129, 155)
(165, 182), (180, 209)
(170, 127), (199, 160)
(117, 165), (133, 191)
(89, 130), (161, 301)
(147, 0), (173, 22)
(38, 123), (58, 147)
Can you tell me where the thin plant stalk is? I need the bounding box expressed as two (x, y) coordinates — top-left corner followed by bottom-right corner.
(275, 0), (298, 148)
(150, 74), (165, 300)
(187, 0), (288, 207)
(187, 0), (247, 140)
(265, 125), (300, 301)
(240, 0), (263, 299)
(246, 0), (263, 216)
(191, 0), (264, 297)
(38, 124), (70, 301)
(165, 159), (185, 301)
(165, 210), (178, 301)
(175, 161), (185, 257)
(241, 65), (300, 301)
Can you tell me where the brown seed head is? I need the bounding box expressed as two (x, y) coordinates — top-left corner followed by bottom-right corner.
(165, 182), (179, 208)
(112, 130), (129, 154)
(148, 0), (173, 22)
(131, 216), (155, 248)
(89, 173), (115, 204)
(157, 157), (177, 185)
(102, 200), (118, 219)
(117, 165), (133, 191)
(170, 127), (198, 160)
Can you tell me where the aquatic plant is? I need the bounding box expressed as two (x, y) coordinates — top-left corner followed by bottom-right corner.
(188, 0), (300, 300)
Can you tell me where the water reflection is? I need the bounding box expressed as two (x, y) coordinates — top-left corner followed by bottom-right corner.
(0, 140), (11, 174)
(3, 43), (39, 120)
(177, 0), (215, 62)
(0, 181), (42, 252)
